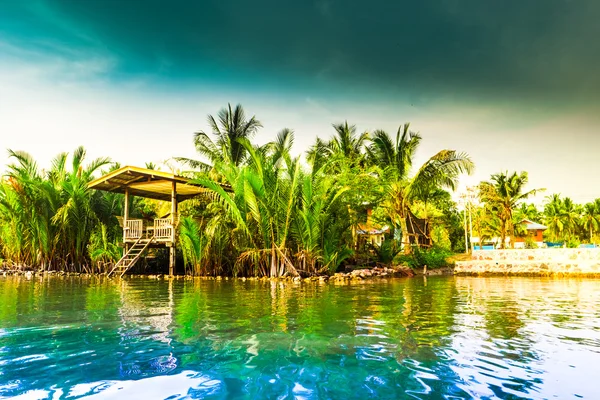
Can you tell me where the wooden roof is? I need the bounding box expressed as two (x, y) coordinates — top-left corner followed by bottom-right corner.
(88, 166), (217, 201)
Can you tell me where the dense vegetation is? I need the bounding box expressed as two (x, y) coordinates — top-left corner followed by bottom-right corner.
(6, 103), (595, 276)
(474, 171), (600, 248)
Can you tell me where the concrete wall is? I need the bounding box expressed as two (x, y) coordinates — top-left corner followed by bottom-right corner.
(455, 249), (600, 276)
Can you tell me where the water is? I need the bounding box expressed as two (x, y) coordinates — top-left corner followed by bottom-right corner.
(0, 276), (599, 399)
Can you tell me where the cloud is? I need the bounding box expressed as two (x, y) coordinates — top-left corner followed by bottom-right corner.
(1, 0), (599, 108)
(0, 0), (599, 203)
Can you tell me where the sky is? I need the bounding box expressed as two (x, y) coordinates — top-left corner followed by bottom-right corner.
(0, 0), (599, 204)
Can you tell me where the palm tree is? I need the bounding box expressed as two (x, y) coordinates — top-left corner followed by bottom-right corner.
(367, 125), (474, 252)
(543, 194), (566, 242)
(479, 171), (542, 249)
(195, 135), (303, 277)
(52, 147), (111, 269)
(561, 197), (581, 239)
(367, 124), (421, 181)
(543, 194), (582, 242)
(307, 121), (369, 170)
(177, 103), (262, 170)
(516, 203), (540, 222)
(582, 200), (600, 242)
(0, 147), (110, 270)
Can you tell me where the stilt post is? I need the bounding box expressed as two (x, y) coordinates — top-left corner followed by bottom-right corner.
(124, 188), (130, 252)
(169, 181), (177, 276)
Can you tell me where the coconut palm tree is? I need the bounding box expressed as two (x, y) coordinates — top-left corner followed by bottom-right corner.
(582, 200), (600, 242)
(479, 171), (542, 249)
(195, 135), (303, 277)
(177, 103), (262, 170)
(543, 194), (582, 242)
(366, 125), (474, 252)
(367, 124), (421, 181)
(543, 194), (566, 242)
(516, 203), (541, 222)
(307, 121), (369, 170)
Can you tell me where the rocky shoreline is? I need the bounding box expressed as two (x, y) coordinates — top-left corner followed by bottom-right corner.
(0, 265), (430, 281)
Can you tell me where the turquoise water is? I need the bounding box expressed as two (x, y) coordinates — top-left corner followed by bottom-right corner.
(1, 276), (599, 399)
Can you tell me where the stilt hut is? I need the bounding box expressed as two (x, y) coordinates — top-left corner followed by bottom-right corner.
(405, 210), (431, 248)
(88, 166), (219, 277)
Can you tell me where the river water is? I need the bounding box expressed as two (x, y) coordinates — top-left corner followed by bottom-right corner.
(0, 276), (599, 399)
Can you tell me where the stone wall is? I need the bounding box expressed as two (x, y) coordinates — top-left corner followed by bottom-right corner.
(454, 249), (600, 276)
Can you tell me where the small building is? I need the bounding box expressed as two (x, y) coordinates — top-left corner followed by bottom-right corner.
(405, 210), (431, 248)
(514, 219), (547, 248)
(355, 208), (389, 248)
(356, 224), (389, 247)
(88, 166), (225, 277)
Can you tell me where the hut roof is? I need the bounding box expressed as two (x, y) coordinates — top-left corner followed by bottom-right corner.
(88, 166), (224, 201)
(521, 219), (547, 230)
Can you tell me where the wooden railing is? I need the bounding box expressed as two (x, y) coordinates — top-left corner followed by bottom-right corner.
(125, 219), (143, 240)
(154, 218), (173, 241)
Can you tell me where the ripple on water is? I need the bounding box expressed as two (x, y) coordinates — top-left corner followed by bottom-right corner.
(1, 276), (600, 399)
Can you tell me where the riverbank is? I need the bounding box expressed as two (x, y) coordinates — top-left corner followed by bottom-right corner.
(0, 265), (417, 281)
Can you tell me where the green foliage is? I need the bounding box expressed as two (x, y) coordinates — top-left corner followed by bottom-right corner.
(479, 171), (543, 249)
(395, 246), (451, 269)
(0, 147), (112, 271)
(0, 103), (476, 276)
(524, 236), (538, 249)
(179, 216), (207, 275)
(566, 237), (581, 249)
(373, 239), (401, 264)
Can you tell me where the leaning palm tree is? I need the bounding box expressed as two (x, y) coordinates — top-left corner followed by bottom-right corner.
(479, 172), (543, 249)
(367, 125), (474, 252)
(177, 103), (262, 170)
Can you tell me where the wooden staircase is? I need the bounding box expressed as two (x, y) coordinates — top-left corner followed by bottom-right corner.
(108, 234), (155, 278)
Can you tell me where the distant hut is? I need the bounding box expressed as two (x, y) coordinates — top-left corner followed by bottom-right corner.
(514, 219), (547, 248)
(405, 210), (431, 248)
(355, 209), (389, 249)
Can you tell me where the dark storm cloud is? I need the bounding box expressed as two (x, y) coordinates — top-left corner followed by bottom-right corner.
(2, 0), (600, 104)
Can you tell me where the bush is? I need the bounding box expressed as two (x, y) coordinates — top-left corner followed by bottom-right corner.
(373, 240), (401, 264)
(524, 236), (538, 249)
(394, 246), (452, 269)
(566, 237), (581, 248)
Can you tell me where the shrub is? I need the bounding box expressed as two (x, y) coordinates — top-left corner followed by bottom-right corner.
(524, 236), (538, 249)
(394, 246), (452, 269)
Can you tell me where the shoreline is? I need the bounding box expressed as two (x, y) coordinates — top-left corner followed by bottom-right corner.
(3, 266), (600, 280)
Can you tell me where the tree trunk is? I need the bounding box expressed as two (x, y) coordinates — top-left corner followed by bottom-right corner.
(399, 217), (411, 254)
(270, 246), (276, 277)
(499, 219), (507, 250)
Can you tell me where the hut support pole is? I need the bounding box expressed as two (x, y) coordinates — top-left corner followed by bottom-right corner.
(124, 188), (130, 253)
(169, 182), (177, 276)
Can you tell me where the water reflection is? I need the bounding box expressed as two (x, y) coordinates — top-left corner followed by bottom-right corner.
(0, 276), (599, 399)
